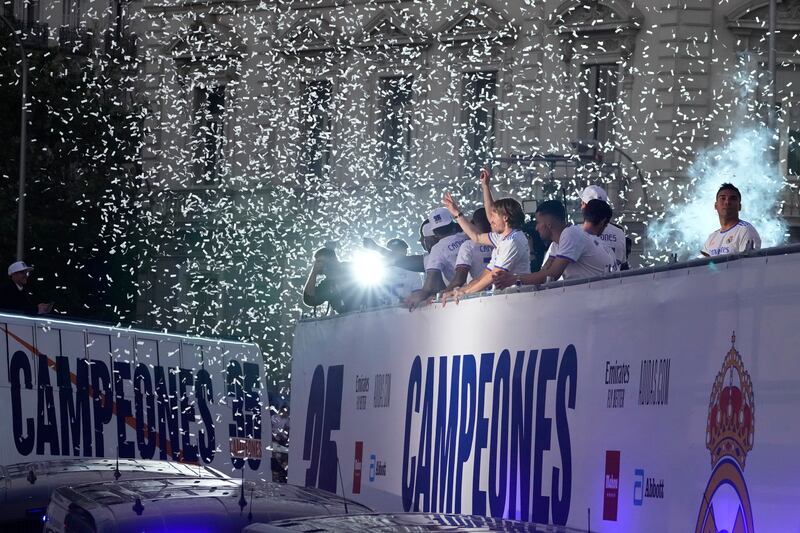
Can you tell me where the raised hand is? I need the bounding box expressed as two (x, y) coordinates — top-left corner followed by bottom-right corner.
(442, 192), (460, 216)
(479, 167), (491, 187)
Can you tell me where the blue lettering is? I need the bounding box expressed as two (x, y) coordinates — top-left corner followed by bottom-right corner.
(414, 357), (435, 511)
(432, 356), (460, 512)
(195, 368), (215, 464)
(302, 364), (343, 492)
(489, 349), (510, 518)
(36, 353), (60, 456)
(319, 365), (342, 491)
(57, 356), (92, 457)
(402, 356), (422, 511)
(400, 345), (574, 523)
(455, 354), (476, 513)
(303, 365), (325, 488)
(134, 363), (156, 459)
(509, 349), (537, 520)
(552, 345), (577, 525)
(472, 352), (494, 516)
(114, 362), (135, 459)
(532, 348), (558, 523)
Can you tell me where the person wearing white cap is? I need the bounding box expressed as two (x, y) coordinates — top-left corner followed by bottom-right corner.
(403, 207), (467, 309)
(579, 185), (628, 269)
(0, 261), (53, 315)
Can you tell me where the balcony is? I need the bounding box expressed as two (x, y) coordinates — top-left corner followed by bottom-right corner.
(58, 26), (93, 56)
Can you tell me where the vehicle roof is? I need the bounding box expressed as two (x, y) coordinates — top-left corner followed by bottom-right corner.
(0, 458), (225, 483)
(56, 478), (363, 507)
(0, 459), (228, 523)
(245, 513), (595, 533)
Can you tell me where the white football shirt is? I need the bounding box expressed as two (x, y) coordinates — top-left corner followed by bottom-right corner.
(455, 240), (494, 281)
(425, 233), (468, 285)
(549, 225), (617, 280)
(486, 230), (531, 274)
(598, 223), (627, 266)
(383, 267), (422, 303)
(702, 221), (761, 257)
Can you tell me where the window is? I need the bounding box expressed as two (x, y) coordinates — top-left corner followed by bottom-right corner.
(192, 85), (226, 183)
(377, 75), (413, 181)
(186, 270), (222, 334)
(577, 64), (619, 147)
(461, 71), (497, 178)
(788, 130), (800, 176)
(8, 0), (39, 24)
(298, 79), (332, 182)
(62, 0), (80, 27)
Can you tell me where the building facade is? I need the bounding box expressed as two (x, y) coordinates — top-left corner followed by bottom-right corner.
(127, 0), (800, 380)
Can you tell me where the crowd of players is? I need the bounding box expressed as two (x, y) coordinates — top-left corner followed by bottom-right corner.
(303, 170), (762, 315)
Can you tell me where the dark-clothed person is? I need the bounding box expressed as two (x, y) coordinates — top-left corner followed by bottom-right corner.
(302, 248), (360, 315)
(0, 261), (53, 315)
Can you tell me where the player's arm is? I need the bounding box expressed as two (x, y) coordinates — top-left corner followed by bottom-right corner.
(441, 268), (493, 306)
(363, 237), (426, 272)
(493, 257), (570, 288)
(392, 255), (426, 272)
(442, 192), (493, 245)
(479, 168), (495, 211)
(463, 268), (496, 294)
(303, 260), (326, 306)
(404, 270), (446, 309)
(443, 265), (469, 291)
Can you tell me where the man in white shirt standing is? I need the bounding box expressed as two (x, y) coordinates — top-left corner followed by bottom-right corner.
(440, 181), (530, 304)
(493, 200), (615, 289)
(579, 185), (628, 269)
(701, 183), (761, 257)
(404, 207), (467, 309)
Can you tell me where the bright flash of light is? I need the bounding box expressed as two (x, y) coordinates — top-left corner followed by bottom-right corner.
(350, 250), (386, 287)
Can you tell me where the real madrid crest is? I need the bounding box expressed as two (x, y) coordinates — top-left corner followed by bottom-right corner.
(694, 332), (755, 533)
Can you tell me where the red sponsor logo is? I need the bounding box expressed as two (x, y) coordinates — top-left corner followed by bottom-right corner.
(603, 450), (621, 521)
(229, 437), (263, 459)
(352, 441), (363, 494)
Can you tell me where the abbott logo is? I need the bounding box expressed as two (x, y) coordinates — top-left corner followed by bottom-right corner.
(633, 468), (644, 506)
(634, 468), (665, 506)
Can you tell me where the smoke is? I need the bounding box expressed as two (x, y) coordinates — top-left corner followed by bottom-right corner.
(647, 69), (788, 261)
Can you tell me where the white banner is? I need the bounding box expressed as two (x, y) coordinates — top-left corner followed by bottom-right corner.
(0, 315), (270, 477)
(289, 251), (800, 532)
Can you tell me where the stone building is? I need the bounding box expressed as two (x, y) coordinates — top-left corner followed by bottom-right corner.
(126, 0), (800, 376)
(2, 0), (134, 55)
